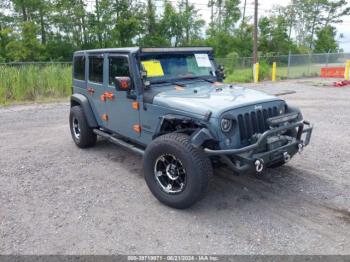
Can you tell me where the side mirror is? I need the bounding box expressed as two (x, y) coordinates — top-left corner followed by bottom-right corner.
(140, 69), (147, 80)
(114, 76), (132, 91)
(216, 65), (226, 81)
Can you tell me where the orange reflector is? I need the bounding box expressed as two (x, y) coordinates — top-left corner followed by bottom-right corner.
(132, 102), (139, 110)
(133, 124), (141, 133)
(101, 114), (109, 121)
(213, 82), (224, 86)
(175, 86), (185, 91)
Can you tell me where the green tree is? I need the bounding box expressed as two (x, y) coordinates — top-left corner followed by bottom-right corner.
(6, 21), (44, 61)
(158, 1), (182, 46)
(52, 0), (89, 48)
(277, 0), (350, 48)
(139, 0), (168, 46)
(112, 0), (144, 47)
(314, 25), (338, 52)
(178, 0), (205, 46)
(258, 15), (298, 55)
(206, 0), (241, 57)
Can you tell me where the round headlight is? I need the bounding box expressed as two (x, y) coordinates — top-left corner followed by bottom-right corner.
(221, 118), (233, 133)
(279, 106), (285, 115)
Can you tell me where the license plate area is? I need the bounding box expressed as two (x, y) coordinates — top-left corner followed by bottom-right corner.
(266, 135), (289, 151)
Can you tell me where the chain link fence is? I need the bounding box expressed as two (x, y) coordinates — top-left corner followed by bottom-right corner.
(1, 52), (350, 86)
(217, 52), (350, 81)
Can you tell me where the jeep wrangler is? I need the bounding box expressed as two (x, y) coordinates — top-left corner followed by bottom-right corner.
(69, 47), (313, 209)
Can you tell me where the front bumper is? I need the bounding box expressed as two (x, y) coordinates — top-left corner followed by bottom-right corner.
(203, 119), (313, 174)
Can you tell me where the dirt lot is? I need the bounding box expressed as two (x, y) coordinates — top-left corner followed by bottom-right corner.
(0, 79), (350, 255)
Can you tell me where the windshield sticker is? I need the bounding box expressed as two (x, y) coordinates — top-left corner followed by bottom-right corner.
(195, 54), (212, 68)
(141, 60), (164, 77)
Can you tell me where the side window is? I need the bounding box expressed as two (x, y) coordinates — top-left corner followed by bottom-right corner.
(73, 56), (85, 80)
(109, 57), (130, 85)
(89, 56), (104, 84)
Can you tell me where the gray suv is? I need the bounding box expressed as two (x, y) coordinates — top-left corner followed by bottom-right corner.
(70, 47), (313, 209)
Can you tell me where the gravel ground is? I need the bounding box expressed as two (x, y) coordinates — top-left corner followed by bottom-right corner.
(0, 79), (349, 255)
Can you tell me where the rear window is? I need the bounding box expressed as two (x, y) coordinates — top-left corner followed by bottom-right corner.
(89, 56), (104, 84)
(73, 56), (85, 80)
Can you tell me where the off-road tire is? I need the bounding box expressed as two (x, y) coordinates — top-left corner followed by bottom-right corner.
(143, 133), (213, 209)
(69, 106), (97, 148)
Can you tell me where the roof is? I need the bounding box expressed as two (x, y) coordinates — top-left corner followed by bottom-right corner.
(74, 47), (140, 55)
(74, 47), (213, 55)
(141, 47), (213, 53)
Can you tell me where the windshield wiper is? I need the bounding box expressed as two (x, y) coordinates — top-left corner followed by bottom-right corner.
(151, 80), (186, 87)
(150, 76), (215, 87)
(182, 76), (216, 83)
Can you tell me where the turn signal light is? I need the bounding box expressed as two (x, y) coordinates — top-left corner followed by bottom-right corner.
(121, 80), (129, 89)
(101, 114), (109, 121)
(132, 102), (139, 110)
(133, 124), (141, 133)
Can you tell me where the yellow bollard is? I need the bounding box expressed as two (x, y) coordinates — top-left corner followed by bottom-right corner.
(254, 62), (259, 83)
(345, 60), (350, 80)
(272, 62), (277, 82)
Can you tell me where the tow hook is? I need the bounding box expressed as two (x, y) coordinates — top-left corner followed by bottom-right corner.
(283, 152), (291, 163)
(298, 143), (304, 154)
(255, 159), (264, 173)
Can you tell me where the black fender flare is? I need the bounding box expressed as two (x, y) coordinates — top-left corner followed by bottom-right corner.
(286, 104), (303, 121)
(153, 114), (216, 148)
(190, 128), (216, 148)
(153, 114), (193, 138)
(70, 94), (98, 128)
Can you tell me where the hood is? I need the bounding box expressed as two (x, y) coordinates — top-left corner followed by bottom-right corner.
(152, 82), (282, 118)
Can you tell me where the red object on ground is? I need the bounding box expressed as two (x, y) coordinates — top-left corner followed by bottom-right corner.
(333, 80), (350, 87)
(321, 67), (345, 78)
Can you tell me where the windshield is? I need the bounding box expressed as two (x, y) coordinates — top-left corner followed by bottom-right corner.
(140, 53), (216, 82)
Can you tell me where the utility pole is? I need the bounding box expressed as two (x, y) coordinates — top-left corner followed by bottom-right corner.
(241, 0), (247, 28)
(253, 0), (258, 64)
(218, 0), (222, 28)
(185, 0), (190, 44)
(95, 0), (102, 48)
(209, 0), (214, 27)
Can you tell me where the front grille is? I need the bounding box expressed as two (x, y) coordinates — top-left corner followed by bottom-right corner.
(237, 106), (278, 145)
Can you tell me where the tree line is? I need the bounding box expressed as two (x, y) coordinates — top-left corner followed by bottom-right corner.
(0, 0), (349, 62)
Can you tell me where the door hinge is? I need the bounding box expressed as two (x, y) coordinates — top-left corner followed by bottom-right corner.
(87, 87), (95, 95)
(100, 92), (115, 101)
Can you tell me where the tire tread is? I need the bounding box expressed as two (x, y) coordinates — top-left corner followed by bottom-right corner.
(144, 133), (212, 209)
(70, 106), (97, 148)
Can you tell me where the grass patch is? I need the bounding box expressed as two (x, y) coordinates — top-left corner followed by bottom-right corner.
(225, 68), (253, 83)
(0, 64), (72, 105)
